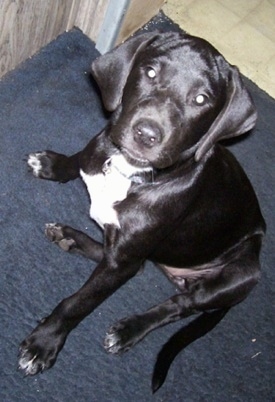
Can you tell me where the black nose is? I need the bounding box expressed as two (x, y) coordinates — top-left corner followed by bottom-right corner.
(133, 120), (163, 148)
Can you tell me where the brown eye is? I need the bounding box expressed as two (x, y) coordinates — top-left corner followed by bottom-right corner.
(195, 94), (207, 105)
(146, 67), (156, 78)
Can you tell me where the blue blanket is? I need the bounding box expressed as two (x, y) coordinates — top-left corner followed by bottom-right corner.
(1, 15), (274, 402)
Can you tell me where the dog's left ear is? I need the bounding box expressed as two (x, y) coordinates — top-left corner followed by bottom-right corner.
(91, 33), (159, 112)
(195, 65), (257, 162)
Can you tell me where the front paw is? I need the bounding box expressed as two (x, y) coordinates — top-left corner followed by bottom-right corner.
(27, 151), (72, 182)
(28, 151), (56, 180)
(18, 318), (67, 376)
(45, 223), (76, 252)
(104, 316), (146, 354)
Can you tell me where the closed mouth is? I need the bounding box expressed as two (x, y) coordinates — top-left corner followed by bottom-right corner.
(121, 147), (151, 168)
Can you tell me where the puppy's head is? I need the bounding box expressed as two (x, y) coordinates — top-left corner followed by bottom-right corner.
(91, 32), (257, 169)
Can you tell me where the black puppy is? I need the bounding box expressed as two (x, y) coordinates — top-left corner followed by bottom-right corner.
(19, 32), (265, 391)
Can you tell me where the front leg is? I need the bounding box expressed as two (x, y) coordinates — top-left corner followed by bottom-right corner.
(18, 314), (68, 375)
(19, 255), (140, 376)
(28, 151), (80, 183)
(45, 223), (104, 262)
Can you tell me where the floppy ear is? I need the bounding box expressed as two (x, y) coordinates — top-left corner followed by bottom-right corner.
(91, 32), (159, 112)
(195, 66), (257, 162)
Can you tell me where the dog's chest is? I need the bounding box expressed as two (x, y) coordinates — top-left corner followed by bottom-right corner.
(80, 154), (145, 229)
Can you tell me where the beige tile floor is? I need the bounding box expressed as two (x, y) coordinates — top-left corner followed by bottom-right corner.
(162, 0), (275, 99)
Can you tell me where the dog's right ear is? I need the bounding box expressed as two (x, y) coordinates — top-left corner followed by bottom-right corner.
(91, 33), (159, 112)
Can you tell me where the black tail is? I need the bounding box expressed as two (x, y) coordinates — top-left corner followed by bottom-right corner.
(152, 308), (229, 393)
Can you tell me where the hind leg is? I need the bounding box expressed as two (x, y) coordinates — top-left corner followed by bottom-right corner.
(104, 237), (261, 354)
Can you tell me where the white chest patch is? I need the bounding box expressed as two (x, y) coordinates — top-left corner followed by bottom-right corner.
(80, 154), (150, 229)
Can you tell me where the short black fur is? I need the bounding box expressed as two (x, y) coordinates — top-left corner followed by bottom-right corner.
(18, 32), (265, 392)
